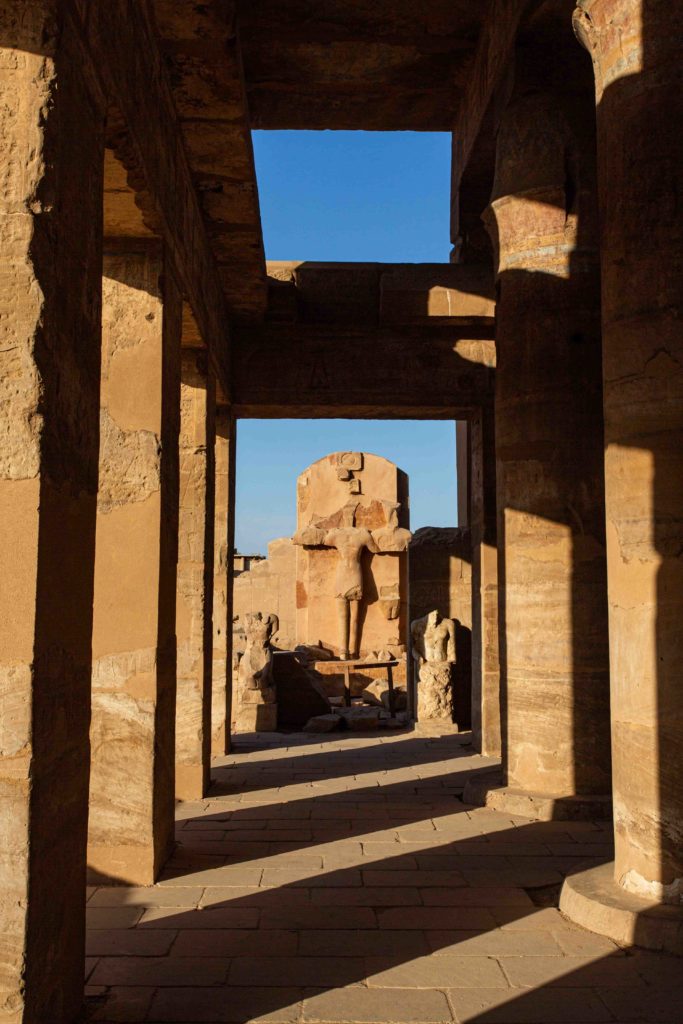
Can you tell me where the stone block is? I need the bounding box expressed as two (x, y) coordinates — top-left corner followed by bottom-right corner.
(303, 714), (341, 733)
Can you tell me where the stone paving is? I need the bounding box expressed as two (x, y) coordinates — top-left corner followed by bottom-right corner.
(85, 732), (682, 1022)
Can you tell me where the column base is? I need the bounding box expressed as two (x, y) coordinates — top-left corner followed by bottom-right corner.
(413, 721), (462, 736)
(211, 724), (231, 757)
(87, 840), (172, 886)
(463, 769), (612, 820)
(561, 862), (683, 957)
(176, 763), (210, 801)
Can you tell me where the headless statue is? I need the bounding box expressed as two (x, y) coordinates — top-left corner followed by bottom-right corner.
(411, 610), (458, 724)
(293, 501), (411, 659)
(238, 611), (279, 701)
(411, 609), (457, 666)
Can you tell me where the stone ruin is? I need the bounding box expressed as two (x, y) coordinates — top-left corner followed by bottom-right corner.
(411, 610), (459, 729)
(231, 451), (473, 733)
(294, 452), (410, 660)
(232, 451), (416, 731)
(234, 612), (278, 733)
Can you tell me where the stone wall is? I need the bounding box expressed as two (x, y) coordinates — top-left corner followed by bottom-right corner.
(233, 538), (297, 649)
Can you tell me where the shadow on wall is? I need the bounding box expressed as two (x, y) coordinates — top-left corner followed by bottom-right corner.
(488, 0), (682, 950)
(486, 0), (612, 805)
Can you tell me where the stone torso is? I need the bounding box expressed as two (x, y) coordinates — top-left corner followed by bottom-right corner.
(324, 527), (373, 600)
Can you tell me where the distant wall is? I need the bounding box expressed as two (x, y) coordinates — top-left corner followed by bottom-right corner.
(232, 537), (297, 647)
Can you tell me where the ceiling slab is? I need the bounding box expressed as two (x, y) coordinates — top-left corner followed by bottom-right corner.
(237, 0), (493, 130)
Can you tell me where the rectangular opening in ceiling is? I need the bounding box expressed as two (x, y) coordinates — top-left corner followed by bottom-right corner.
(235, 418), (460, 556)
(252, 131), (452, 263)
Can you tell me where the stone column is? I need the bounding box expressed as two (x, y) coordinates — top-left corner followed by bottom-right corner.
(176, 349), (216, 799)
(211, 408), (236, 756)
(469, 405), (501, 757)
(0, 5), (104, 1019)
(88, 249), (181, 885)
(561, 0), (683, 949)
(456, 421), (470, 527)
(470, 80), (612, 818)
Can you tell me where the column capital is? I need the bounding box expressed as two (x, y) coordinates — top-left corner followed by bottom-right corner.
(573, 0), (643, 99)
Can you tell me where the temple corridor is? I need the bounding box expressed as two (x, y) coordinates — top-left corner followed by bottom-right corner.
(2, 0), (683, 1018)
(84, 734), (680, 1023)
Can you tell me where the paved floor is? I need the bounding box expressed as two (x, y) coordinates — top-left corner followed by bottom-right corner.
(85, 732), (682, 1023)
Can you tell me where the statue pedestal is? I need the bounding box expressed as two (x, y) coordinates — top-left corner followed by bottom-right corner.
(417, 661), (455, 725)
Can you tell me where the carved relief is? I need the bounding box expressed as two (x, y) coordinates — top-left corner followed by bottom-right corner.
(293, 498), (411, 659)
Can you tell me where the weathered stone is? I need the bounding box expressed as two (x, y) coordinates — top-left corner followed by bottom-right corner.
(337, 708), (383, 731)
(0, 5), (105, 1017)
(239, 4), (492, 130)
(468, 407), (500, 757)
(211, 408), (236, 756)
(482, 13), (611, 809)
(417, 663), (456, 725)
(302, 714), (341, 734)
(294, 454), (410, 659)
(412, 611), (458, 727)
(234, 612), (278, 734)
(272, 654), (331, 731)
(562, 0), (683, 916)
(88, 250), (181, 886)
(176, 350), (215, 800)
(361, 679), (408, 713)
(233, 537), (297, 646)
(409, 526), (473, 729)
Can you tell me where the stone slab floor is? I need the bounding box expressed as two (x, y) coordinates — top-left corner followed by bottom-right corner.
(85, 732), (682, 1023)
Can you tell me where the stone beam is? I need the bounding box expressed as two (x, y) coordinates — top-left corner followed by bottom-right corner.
(266, 262), (496, 328)
(231, 325), (495, 419)
(81, 1), (232, 383)
(238, 2), (489, 131)
(153, 1), (267, 322)
(452, 0), (539, 197)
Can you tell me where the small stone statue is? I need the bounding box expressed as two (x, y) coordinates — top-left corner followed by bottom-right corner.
(235, 612), (279, 731)
(411, 610), (457, 724)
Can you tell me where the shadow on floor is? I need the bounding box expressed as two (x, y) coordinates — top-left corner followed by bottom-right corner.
(84, 734), (681, 1023)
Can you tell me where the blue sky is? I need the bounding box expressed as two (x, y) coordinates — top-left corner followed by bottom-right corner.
(235, 420), (458, 554)
(236, 132), (457, 554)
(252, 130), (452, 262)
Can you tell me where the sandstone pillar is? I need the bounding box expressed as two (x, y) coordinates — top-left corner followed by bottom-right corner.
(469, 406), (501, 757)
(211, 408), (236, 756)
(0, 5), (104, 1018)
(88, 250), (181, 885)
(176, 350), (216, 799)
(560, 0), (683, 949)
(456, 421), (470, 527)
(469, 73), (612, 818)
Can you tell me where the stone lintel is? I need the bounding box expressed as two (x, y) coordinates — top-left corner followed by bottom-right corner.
(231, 324), (495, 419)
(266, 262), (496, 326)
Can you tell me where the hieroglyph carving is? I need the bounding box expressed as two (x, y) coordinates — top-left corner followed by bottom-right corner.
(293, 500), (411, 659)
